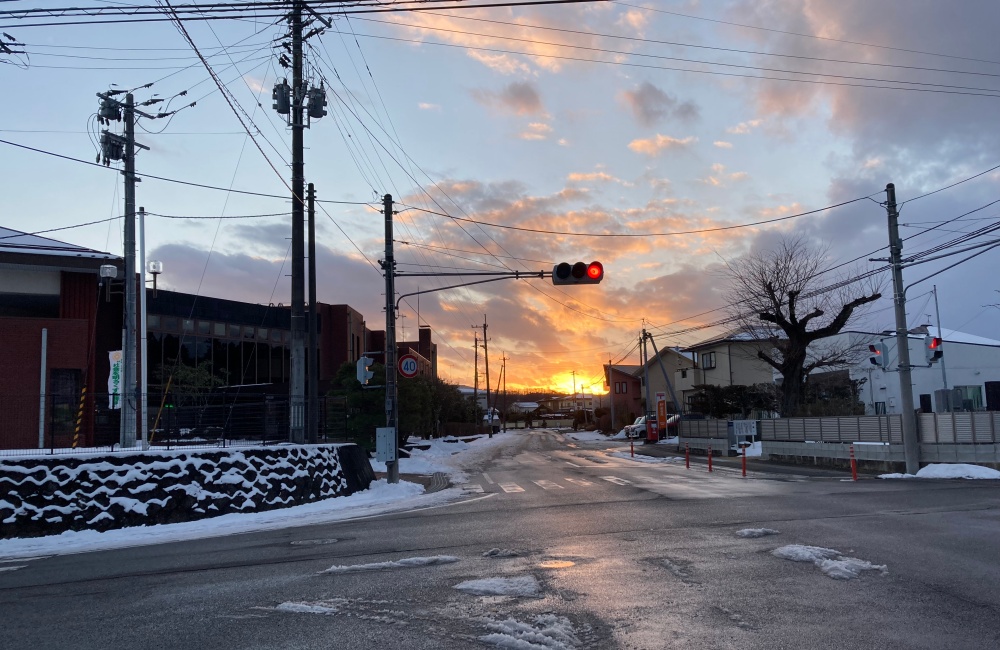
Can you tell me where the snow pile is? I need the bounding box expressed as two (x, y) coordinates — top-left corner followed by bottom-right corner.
(370, 433), (515, 482)
(563, 431), (608, 443)
(880, 463), (1000, 480)
(276, 601), (338, 615)
(453, 575), (541, 597)
(483, 548), (520, 558)
(610, 430), (629, 440)
(656, 436), (679, 445)
(609, 452), (684, 464)
(481, 614), (580, 649)
(736, 528), (779, 538)
(321, 555), (459, 574)
(772, 544), (887, 580)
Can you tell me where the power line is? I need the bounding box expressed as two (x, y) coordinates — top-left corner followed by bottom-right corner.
(400, 195), (876, 238)
(0, 137), (371, 203)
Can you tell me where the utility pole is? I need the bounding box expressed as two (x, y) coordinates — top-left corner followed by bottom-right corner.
(641, 329), (652, 424)
(272, 1), (330, 445)
(307, 182), (318, 443)
(501, 352), (508, 431)
(472, 332), (479, 434)
(381, 194), (399, 484)
(483, 316), (492, 438)
(608, 356), (615, 432)
(886, 183), (920, 474)
(572, 370), (577, 417)
(121, 92), (138, 449)
(96, 90), (151, 448)
(288, 0), (306, 444)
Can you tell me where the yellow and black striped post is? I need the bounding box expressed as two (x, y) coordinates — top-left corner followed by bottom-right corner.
(72, 385), (87, 449)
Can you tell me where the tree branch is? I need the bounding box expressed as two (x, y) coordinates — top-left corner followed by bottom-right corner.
(806, 292), (882, 342)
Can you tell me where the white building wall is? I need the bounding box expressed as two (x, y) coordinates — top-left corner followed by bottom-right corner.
(845, 333), (1000, 414)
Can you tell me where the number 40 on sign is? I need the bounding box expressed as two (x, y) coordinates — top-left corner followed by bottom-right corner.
(398, 354), (419, 378)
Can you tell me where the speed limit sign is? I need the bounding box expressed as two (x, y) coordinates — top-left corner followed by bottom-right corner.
(398, 354), (419, 378)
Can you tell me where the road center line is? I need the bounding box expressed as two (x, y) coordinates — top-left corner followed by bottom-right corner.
(482, 472), (494, 484)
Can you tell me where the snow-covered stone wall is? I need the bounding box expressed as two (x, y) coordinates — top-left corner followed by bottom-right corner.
(0, 444), (375, 539)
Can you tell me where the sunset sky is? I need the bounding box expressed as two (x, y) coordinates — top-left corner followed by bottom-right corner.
(3, 1), (1000, 394)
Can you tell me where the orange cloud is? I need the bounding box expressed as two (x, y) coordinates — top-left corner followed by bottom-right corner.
(627, 134), (697, 156)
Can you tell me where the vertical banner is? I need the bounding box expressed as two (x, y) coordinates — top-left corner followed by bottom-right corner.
(108, 350), (122, 409)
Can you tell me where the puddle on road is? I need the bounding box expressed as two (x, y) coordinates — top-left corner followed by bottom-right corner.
(537, 560), (576, 569)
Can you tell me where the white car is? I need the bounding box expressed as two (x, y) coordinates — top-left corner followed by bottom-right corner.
(625, 416), (645, 438)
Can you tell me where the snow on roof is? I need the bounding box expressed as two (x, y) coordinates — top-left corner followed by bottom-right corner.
(0, 226), (118, 260)
(925, 325), (1000, 347)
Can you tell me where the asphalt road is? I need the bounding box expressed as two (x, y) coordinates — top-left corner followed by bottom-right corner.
(2, 430), (999, 649)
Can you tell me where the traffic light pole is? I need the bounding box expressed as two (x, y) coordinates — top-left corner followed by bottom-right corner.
(885, 183), (920, 475)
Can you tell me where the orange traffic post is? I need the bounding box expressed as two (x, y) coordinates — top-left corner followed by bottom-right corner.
(850, 443), (858, 481)
(742, 444), (747, 477)
(708, 444), (713, 472)
(685, 443), (690, 469)
(630, 439), (634, 458)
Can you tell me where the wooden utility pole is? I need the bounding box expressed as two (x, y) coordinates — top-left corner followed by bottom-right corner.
(472, 332), (479, 434)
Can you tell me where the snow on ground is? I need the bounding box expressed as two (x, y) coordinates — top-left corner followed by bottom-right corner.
(656, 436), (679, 445)
(563, 430), (608, 443)
(879, 463), (1000, 480)
(370, 433), (517, 483)
(0, 478), (436, 559)
(772, 544), (887, 580)
(453, 575), (541, 597)
(609, 451), (684, 464)
(481, 614), (580, 650)
(275, 602), (339, 615)
(0, 432), (528, 559)
(736, 528), (780, 538)
(321, 555), (459, 574)
(610, 430), (629, 440)
(742, 441), (762, 458)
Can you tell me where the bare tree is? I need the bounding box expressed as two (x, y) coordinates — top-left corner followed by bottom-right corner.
(723, 235), (883, 416)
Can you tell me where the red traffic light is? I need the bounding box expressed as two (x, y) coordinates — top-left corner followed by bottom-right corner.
(868, 344), (880, 354)
(929, 337), (941, 349)
(552, 261), (604, 285)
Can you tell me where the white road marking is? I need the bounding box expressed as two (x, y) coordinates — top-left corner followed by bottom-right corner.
(499, 483), (525, 493)
(567, 443), (578, 448)
(463, 484), (484, 494)
(533, 480), (564, 490)
(564, 477), (594, 487)
(600, 476), (633, 486)
(565, 462), (580, 467)
(0, 565), (27, 572)
(482, 472), (494, 484)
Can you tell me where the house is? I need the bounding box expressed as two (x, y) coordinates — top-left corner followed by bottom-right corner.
(538, 393), (593, 414)
(675, 329), (774, 411)
(637, 347), (695, 413)
(603, 364), (642, 430)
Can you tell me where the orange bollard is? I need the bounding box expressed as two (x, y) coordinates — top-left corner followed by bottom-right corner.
(708, 444), (713, 472)
(742, 444), (747, 477)
(631, 439), (634, 458)
(685, 442), (690, 469)
(850, 443), (858, 481)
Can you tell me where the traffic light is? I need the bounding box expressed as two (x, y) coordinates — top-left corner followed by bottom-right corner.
(925, 336), (943, 364)
(356, 356), (374, 385)
(868, 342), (888, 367)
(552, 261), (603, 285)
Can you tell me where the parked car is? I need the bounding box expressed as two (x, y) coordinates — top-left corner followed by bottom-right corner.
(631, 415), (657, 439)
(625, 416), (644, 438)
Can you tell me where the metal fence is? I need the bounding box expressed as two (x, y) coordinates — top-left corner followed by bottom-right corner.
(918, 412), (1000, 444)
(678, 419), (730, 439)
(0, 393), (355, 457)
(759, 415), (903, 443)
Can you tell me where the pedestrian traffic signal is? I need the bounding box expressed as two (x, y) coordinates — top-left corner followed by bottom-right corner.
(925, 336), (943, 364)
(552, 261), (604, 285)
(356, 356), (374, 385)
(868, 342), (888, 367)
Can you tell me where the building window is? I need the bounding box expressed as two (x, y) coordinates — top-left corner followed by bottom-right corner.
(681, 369), (688, 379)
(148, 314), (160, 328)
(954, 385), (984, 411)
(213, 322), (226, 336)
(874, 401), (887, 414)
(182, 319), (194, 333)
(197, 321), (210, 335)
(701, 351), (716, 369)
(243, 326), (256, 339)
(229, 324), (241, 338)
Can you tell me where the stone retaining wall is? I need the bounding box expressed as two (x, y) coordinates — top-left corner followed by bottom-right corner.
(0, 444), (374, 539)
